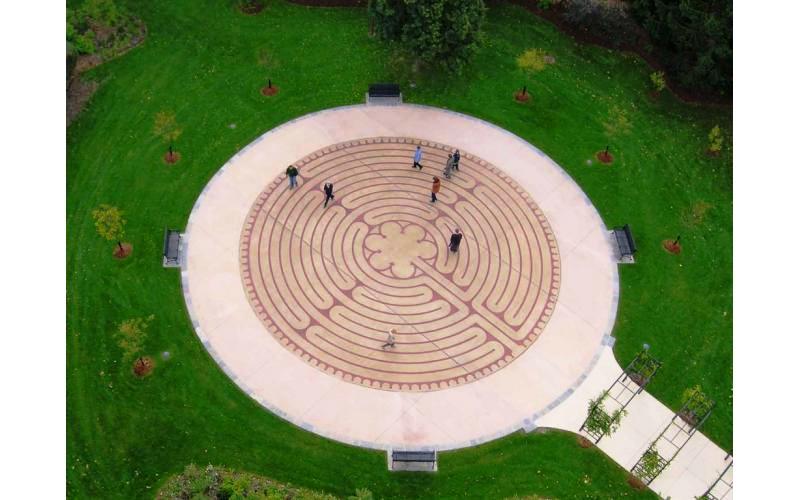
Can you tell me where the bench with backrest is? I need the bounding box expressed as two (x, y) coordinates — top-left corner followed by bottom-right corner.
(367, 83), (402, 105)
(163, 228), (182, 268)
(389, 450), (437, 471)
(613, 224), (637, 261)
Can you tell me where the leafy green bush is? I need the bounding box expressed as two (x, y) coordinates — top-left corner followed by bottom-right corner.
(637, 445), (663, 480)
(157, 464), (341, 499)
(629, 0), (732, 98)
(585, 392), (626, 438)
(66, 0), (141, 59)
(369, 0), (487, 73)
(561, 0), (640, 48)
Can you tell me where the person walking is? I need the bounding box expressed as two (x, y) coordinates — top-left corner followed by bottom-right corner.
(443, 153), (455, 179)
(382, 328), (397, 350)
(430, 176), (441, 203)
(412, 146), (423, 170)
(286, 165), (299, 189)
(323, 182), (335, 207)
(449, 228), (463, 252)
(453, 149), (461, 171)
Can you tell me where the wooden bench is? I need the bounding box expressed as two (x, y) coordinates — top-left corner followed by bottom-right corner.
(389, 450), (437, 472)
(613, 224), (636, 263)
(367, 83), (402, 105)
(163, 228), (182, 268)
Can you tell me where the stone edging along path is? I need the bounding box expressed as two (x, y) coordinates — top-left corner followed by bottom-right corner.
(182, 104), (730, 498)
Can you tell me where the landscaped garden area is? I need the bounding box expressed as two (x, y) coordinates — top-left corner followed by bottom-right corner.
(67, 1), (732, 498)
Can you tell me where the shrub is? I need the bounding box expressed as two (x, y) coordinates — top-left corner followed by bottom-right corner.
(369, 0), (487, 73)
(157, 464), (339, 499)
(537, 0), (560, 9)
(561, 0), (640, 48)
(66, 0), (140, 59)
(708, 125), (723, 154)
(348, 488), (374, 500)
(650, 71), (666, 93)
(630, 0), (732, 98)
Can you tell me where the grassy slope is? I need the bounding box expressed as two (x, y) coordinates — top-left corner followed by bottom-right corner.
(67, 0), (730, 498)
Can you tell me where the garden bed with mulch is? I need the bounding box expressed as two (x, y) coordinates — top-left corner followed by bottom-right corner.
(506, 0), (730, 106)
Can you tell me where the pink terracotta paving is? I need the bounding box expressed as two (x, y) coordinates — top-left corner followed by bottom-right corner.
(240, 138), (559, 392)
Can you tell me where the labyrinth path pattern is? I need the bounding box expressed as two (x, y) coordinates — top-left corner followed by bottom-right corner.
(240, 137), (561, 392)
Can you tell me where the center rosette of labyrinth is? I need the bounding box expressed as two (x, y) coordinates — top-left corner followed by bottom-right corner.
(240, 137), (561, 392)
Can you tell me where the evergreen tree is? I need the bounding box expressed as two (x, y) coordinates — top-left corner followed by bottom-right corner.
(369, 0), (487, 72)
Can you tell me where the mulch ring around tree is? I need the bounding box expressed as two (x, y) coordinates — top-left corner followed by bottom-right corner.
(238, 1), (265, 15)
(662, 239), (682, 255)
(577, 435), (593, 448)
(164, 151), (182, 164)
(596, 150), (614, 164)
(261, 85), (280, 96)
(113, 243), (134, 260)
(133, 356), (154, 377)
(513, 91), (531, 103)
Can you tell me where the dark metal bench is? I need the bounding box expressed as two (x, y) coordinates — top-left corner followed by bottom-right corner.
(389, 450), (437, 471)
(613, 224), (636, 263)
(367, 83), (402, 105)
(163, 228), (182, 268)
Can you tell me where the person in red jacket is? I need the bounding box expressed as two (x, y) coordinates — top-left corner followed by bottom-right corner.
(431, 176), (441, 203)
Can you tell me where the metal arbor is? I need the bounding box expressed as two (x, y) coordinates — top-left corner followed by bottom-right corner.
(700, 456), (733, 500)
(631, 389), (716, 484)
(579, 346), (662, 444)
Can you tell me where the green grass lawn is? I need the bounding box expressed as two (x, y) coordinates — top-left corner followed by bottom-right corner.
(67, 0), (731, 498)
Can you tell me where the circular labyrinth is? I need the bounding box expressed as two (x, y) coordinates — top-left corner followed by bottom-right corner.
(240, 137), (560, 392)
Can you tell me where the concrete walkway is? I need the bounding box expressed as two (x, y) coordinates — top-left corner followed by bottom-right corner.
(182, 105), (731, 499)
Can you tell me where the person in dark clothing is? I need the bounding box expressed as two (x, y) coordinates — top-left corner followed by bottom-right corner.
(443, 154), (454, 179)
(449, 229), (463, 252)
(286, 165), (299, 188)
(453, 149), (461, 171)
(323, 182), (334, 207)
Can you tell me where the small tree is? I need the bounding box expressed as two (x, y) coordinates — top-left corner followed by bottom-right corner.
(369, 0), (487, 73)
(92, 204), (128, 256)
(116, 315), (154, 362)
(603, 105), (632, 137)
(650, 71), (666, 93)
(708, 125), (723, 155)
(517, 48), (548, 73)
(153, 111), (182, 162)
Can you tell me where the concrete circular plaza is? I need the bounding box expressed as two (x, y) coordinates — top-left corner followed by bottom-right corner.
(182, 104), (619, 450)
